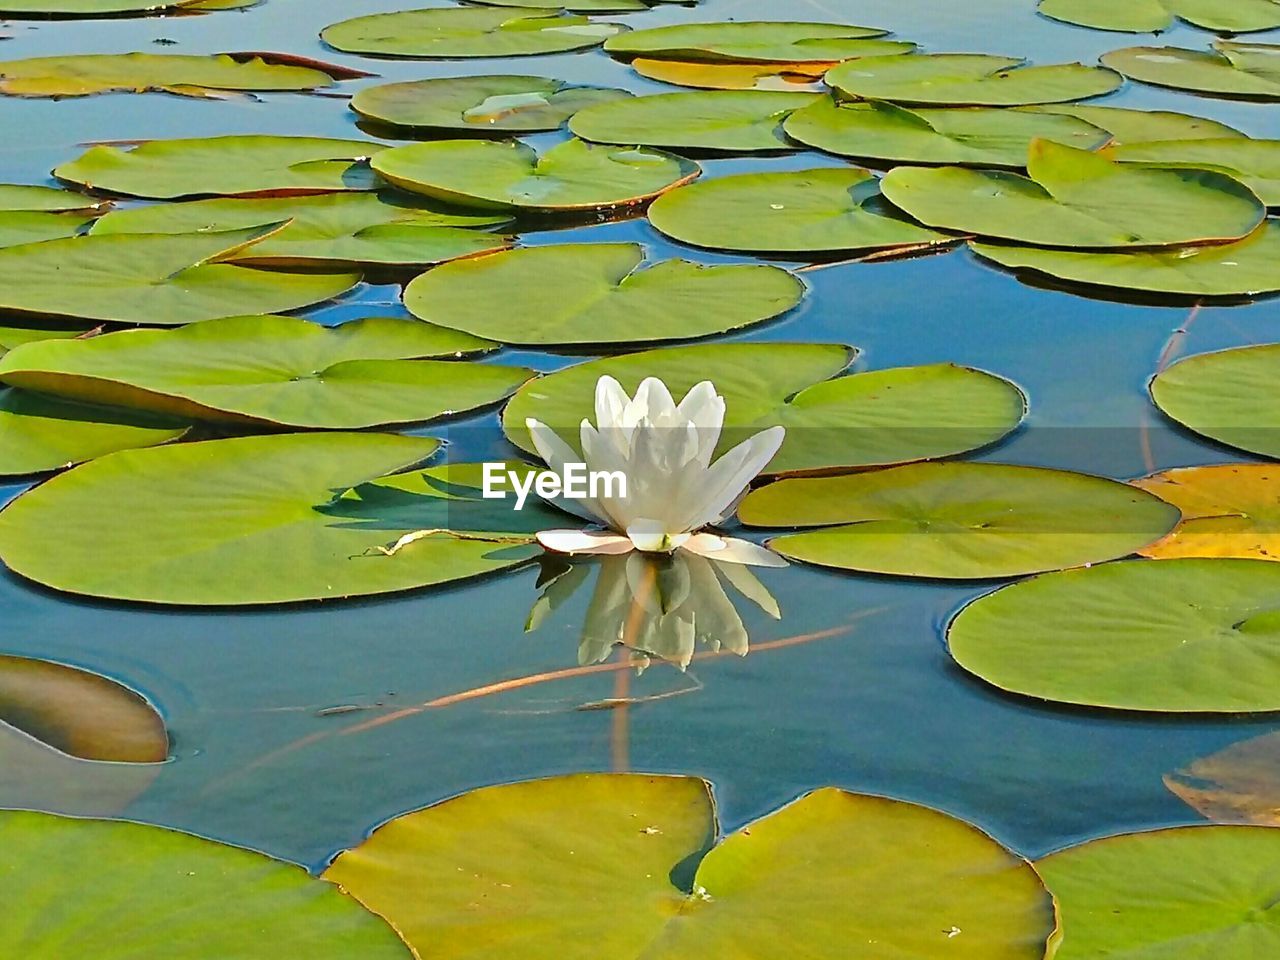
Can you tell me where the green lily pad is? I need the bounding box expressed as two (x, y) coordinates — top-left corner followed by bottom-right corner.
(1106, 139), (1280, 206)
(0, 315), (528, 429)
(403, 243), (805, 347)
(0, 0), (218, 12)
(0, 433), (556, 605)
(0, 226), (359, 325)
(0, 388), (187, 476)
(783, 99), (1110, 168)
(828, 54), (1122, 106)
(325, 774), (1058, 960)
(471, 0), (686, 11)
(971, 220), (1280, 298)
(738, 462), (1179, 579)
(1152, 343), (1280, 458)
(647, 167), (952, 254)
(503, 343), (1026, 475)
(350, 75), (631, 133)
(0, 324), (91, 355)
(0, 183), (107, 212)
(882, 140), (1265, 248)
(948, 557), (1280, 712)
(90, 192), (510, 268)
(603, 21), (913, 64)
(0, 210), (94, 248)
(0, 654), (167, 763)
(1040, 0), (1280, 34)
(321, 8), (626, 59)
(371, 138), (699, 213)
(55, 135), (385, 200)
(570, 90), (819, 152)
(1029, 103), (1245, 144)
(0, 812), (414, 958)
(1037, 826), (1280, 959)
(1101, 42), (1280, 100)
(0, 52), (362, 98)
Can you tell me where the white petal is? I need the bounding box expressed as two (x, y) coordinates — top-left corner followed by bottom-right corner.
(631, 377), (677, 426)
(683, 533), (788, 567)
(527, 418), (609, 525)
(580, 422), (636, 531)
(594, 375), (629, 430)
(678, 426), (786, 533)
(526, 417), (575, 474)
(537, 529), (635, 556)
(676, 382), (726, 467)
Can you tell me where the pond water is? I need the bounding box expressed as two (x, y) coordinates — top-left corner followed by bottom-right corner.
(1, 0), (1279, 875)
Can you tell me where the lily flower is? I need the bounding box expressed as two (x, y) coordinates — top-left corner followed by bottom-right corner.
(527, 375), (786, 568)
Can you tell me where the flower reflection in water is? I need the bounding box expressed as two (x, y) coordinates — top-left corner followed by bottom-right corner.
(528, 549), (781, 670)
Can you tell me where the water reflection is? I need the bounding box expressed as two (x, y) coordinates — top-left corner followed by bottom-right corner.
(528, 550), (781, 669)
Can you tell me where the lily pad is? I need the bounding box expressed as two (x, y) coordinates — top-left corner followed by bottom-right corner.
(948, 557), (1280, 712)
(0, 315), (528, 429)
(783, 99), (1111, 168)
(371, 138), (699, 213)
(0, 388), (188, 476)
(827, 54), (1122, 106)
(325, 774), (1058, 960)
(1040, 0), (1280, 34)
(630, 58), (830, 91)
(1165, 730), (1280, 823)
(0, 812), (414, 958)
(1133, 464), (1280, 560)
(0, 0), (227, 12)
(1152, 343), (1280, 458)
(0, 433), (555, 605)
(90, 192), (511, 268)
(350, 75), (631, 133)
(0, 183), (107, 212)
(647, 167), (952, 254)
(971, 220), (1280, 298)
(1106, 139), (1280, 206)
(1101, 42), (1280, 100)
(403, 242), (804, 347)
(0, 324), (91, 355)
(1030, 103), (1245, 144)
(471, 0), (686, 11)
(0, 210), (94, 248)
(0, 226), (360, 325)
(55, 135), (385, 200)
(739, 462), (1179, 579)
(0, 52), (363, 99)
(882, 140), (1265, 248)
(570, 90), (819, 152)
(0, 654), (167, 762)
(321, 8), (626, 59)
(1037, 826), (1280, 960)
(604, 21), (913, 64)
(503, 343), (1026, 475)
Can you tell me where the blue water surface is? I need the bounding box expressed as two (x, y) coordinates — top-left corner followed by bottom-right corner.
(1, 0), (1279, 870)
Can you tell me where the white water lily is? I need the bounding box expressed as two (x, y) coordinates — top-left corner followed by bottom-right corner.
(527, 375), (787, 568)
